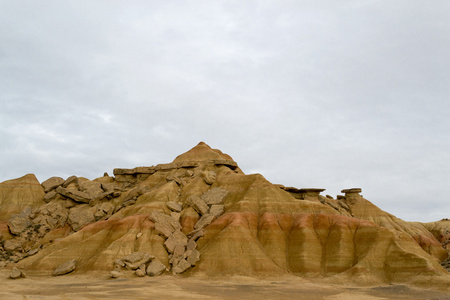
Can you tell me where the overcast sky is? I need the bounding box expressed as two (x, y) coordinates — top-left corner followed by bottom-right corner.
(1, 1), (449, 222)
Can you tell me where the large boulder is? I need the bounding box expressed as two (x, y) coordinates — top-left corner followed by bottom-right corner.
(68, 204), (96, 231)
(8, 207), (32, 235)
(41, 177), (65, 193)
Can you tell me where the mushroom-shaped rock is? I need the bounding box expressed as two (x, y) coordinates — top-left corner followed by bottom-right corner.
(299, 188), (326, 202)
(341, 188), (362, 194)
(53, 259), (77, 276)
(341, 188), (362, 205)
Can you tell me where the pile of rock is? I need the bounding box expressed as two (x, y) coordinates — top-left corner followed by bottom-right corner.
(111, 252), (167, 278)
(148, 187), (228, 274)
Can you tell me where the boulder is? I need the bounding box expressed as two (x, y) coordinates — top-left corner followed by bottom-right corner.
(146, 258), (166, 276)
(209, 205), (224, 218)
(9, 267), (26, 279)
(166, 201), (182, 212)
(114, 259), (125, 269)
(201, 188), (228, 205)
(62, 176), (78, 188)
(164, 231), (188, 254)
(187, 229), (204, 241)
(187, 238), (197, 251)
(172, 259), (191, 274)
(194, 214), (215, 230)
(56, 186), (91, 203)
(8, 207), (32, 235)
(68, 204), (96, 231)
(110, 270), (122, 278)
(135, 268), (146, 277)
(149, 211), (181, 238)
(201, 171), (216, 185)
(43, 190), (58, 202)
(53, 259), (77, 276)
(79, 181), (104, 199)
(41, 177), (65, 193)
(123, 252), (154, 270)
(170, 212), (181, 221)
(188, 195), (209, 215)
(186, 249), (201, 266)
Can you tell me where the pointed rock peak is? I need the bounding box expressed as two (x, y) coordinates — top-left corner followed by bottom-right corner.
(172, 142), (235, 163)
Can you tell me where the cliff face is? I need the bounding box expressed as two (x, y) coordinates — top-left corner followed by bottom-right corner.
(0, 142), (448, 289)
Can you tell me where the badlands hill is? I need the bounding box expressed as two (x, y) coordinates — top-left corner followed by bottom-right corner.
(0, 142), (449, 290)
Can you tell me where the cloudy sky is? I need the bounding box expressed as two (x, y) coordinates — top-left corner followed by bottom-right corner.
(1, 1), (449, 222)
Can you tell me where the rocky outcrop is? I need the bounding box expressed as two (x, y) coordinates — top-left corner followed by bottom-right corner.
(0, 142), (447, 291)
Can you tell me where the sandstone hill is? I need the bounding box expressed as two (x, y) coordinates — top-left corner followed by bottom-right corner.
(0, 142), (448, 290)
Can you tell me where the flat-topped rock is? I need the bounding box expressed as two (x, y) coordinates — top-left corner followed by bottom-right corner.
(341, 188), (362, 194)
(299, 188), (326, 193)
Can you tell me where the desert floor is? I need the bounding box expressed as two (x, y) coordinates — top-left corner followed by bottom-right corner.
(0, 271), (449, 300)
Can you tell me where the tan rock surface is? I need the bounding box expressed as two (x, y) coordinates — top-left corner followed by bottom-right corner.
(0, 142), (447, 292)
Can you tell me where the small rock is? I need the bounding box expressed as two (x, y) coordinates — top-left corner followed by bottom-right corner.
(62, 176), (78, 188)
(209, 205), (225, 218)
(136, 232), (143, 239)
(188, 229), (204, 241)
(149, 211), (181, 238)
(135, 268), (146, 277)
(188, 195), (209, 215)
(186, 249), (201, 266)
(44, 190), (58, 202)
(170, 212), (181, 221)
(194, 214), (215, 230)
(187, 238), (197, 251)
(164, 231), (188, 254)
(201, 188), (228, 205)
(110, 270), (122, 278)
(172, 259), (192, 274)
(123, 252), (154, 270)
(114, 259), (125, 269)
(146, 259), (166, 276)
(166, 202), (182, 212)
(201, 171), (216, 185)
(53, 259), (77, 276)
(9, 267), (26, 279)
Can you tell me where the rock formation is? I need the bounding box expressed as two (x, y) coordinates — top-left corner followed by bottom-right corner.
(0, 142), (448, 291)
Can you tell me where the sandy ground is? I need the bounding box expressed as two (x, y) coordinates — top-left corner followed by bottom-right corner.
(0, 271), (449, 300)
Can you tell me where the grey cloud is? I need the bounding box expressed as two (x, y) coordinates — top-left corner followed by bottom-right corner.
(1, 1), (449, 222)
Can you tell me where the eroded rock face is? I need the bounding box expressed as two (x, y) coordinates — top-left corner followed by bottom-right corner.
(1, 142), (448, 290)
